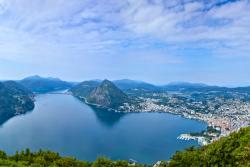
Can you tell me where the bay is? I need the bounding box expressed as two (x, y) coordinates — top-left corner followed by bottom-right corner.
(0, 94), (207, 164)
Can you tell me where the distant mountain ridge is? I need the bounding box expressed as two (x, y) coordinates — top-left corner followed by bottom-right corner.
(161, 82), (208, 91)
(23, 75), (62, 81)
(20, 75), (73, 93)
(113, 79), (157, 90)
(167, 81), (207, 87)
(69, 78), (250, 110)
(113, 80), (212, 91)
(18, 75), (250, 92)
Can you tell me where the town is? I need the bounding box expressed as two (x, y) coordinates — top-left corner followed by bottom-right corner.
(118, 88), (250, 144)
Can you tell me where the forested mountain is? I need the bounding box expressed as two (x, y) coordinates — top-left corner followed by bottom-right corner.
(87, 80), (129, 109)
(0, 81), (34, 124)
(20, 75), (73, 93)
(70, 79), (129, 109)
(69, 78), (250, 94)
(70, 79), (158, 95)
(69, 80), (100, 98)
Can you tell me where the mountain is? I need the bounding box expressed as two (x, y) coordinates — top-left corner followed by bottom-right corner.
(162, 126), (250, 167)
(86, 80), (129, 109)
(232, 86), (250, 94)
(0, 81), (34, 124)
(167, 81), (207, 87)
(113, 80), (210, 92)
(162, 82), (208, 91)
(162, 82), (250, 94)
(69, 80), (101, 98)
(20, 75), (73, 93)
(113, 79), (157, 90)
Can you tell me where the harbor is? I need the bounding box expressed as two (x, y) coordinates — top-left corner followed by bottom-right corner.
(177, 134), (209, 146)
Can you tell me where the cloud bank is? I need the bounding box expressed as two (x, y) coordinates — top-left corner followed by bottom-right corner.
(0, 0), (249, 85)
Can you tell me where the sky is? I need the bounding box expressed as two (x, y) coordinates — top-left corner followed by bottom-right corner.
(0, 0), (249, 86)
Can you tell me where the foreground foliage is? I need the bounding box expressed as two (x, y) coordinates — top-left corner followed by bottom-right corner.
(165, 126), (250, 167)
(0, 127), (249, 167)
(0, 149), (144, 167)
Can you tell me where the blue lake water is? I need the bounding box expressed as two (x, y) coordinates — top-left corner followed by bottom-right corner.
(0, 94), (207, 164)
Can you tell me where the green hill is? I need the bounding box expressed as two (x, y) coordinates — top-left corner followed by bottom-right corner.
(158, 126), (250, 167)
(87, 80), (129, 109)
(69, 80), (100, 98)
(0, 149), (143, 167)
(0, 81), (35, 124)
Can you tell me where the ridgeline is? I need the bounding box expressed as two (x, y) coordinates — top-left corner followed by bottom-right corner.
(70, 79), (129, 109)
(20, 75), (73, 93)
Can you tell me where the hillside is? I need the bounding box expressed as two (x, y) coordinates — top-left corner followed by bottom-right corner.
(0, 81), (35, 124)
(86, 80), (129, 109)
(69, 80), (100, 98)
(157, 126), (250, 167)
(20, 75), (73, 93)
(0, 149), (143, 167)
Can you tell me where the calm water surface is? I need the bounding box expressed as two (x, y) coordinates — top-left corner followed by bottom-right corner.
(0, 94), (207, 164)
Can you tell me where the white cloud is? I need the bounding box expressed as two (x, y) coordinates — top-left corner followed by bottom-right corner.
(119, 0), (250, 57)
(0, 0), (249, 83)
(0, 0), (248, 57)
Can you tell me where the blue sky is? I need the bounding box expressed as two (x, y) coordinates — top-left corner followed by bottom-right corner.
(0, 0), (249, 86)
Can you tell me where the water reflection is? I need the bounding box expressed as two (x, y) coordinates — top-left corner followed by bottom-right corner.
(0, 94), (207, 164)
(0, 114), (10, 126)
(89, 105), (126, 128)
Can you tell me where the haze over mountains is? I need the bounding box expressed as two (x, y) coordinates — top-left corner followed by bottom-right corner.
(2, 75), (250, 93)
(19, 75), (74, 93)
(69, 78), (213, 110)
(0, 75), (222, 121)
(1, 75), (250, 116)
(69, 79), (212, 91)
(1, 75), (249, 125)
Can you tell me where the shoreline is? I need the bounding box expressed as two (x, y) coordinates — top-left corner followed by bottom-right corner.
(69, 94), (249, 145)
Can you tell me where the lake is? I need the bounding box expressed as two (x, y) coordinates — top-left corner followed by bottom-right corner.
(0, 94), (207, 164)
